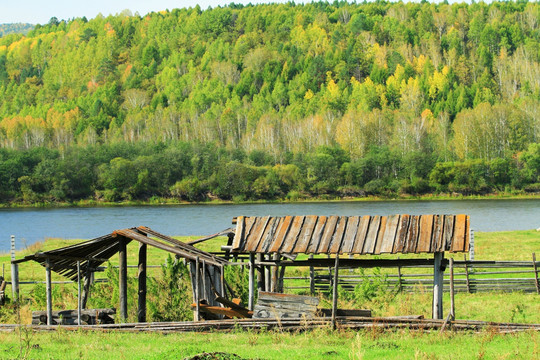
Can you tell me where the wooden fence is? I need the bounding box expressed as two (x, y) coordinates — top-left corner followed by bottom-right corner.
(284, 256), (540, 295)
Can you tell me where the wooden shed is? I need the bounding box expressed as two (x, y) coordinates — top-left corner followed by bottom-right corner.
(230, 214), (470, 319)
(13, 226), (228, 325)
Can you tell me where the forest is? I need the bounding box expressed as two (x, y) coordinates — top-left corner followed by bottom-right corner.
(0, 1), (539, 204)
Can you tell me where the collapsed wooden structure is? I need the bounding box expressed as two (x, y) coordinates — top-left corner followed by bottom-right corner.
(12, 213), (471, 326)
(13, 226), (228, 325)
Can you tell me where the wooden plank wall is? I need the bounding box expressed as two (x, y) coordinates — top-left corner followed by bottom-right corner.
(233, 215), (470, 255)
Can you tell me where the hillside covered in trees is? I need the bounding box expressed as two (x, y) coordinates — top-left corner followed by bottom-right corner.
(0, 1), (539, 204)
(0, 23), (34, 37)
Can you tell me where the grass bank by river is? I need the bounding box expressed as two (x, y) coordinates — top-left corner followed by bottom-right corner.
(2, 192), (539, 209)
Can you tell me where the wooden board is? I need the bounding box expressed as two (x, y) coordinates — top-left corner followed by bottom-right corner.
(431, 215), (444, 253)
(245, 216), (270, 252)
(328, 216), (348, 254)
(442, 215), (455, 251)
(280, 216), (305, 253)
(362, 216), (380, 254)
(307, 216), (327, 254)
(252, 217), (274, 252)
(393, 214), (410, 254)
(340, 216), (360, 254)
(316, 216), (339, 253)
(351, 216), (371, 254)
(416, 215), (434, 253)
(404, 215), (420, 253)
(254, 292), (319, 319)
(268, 216), (293, 253)
(257, 217), (282, 253)
(232, 216), (245, 250)
(451, 214), (467, 253)
(294, 216), (318, 253)
(374, 216), (388, 254)
(380, 214), (400, 253)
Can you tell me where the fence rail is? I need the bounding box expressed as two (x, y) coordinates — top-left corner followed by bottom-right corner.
(284, 256), (540, 294)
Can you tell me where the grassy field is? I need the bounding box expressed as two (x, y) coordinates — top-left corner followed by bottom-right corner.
(0, 326), (538, 359)
(0, 230), (539, 359)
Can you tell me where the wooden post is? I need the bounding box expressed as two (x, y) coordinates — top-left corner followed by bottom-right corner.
(138, 243), (147, 323)
(118, 237), (128, 322)
(278, 264), (286, 293)
(81, 265), (92, 309)
(194, 257), (200, 321)
(464, 254), (471, 293)
(265, 255), (271, 292)
(432, 252), (444, 320)
(449, 257), (455, 320)
(45, 258), (52, 326)
(271, 254), (279, 292)
(469, 228), (475, 261)
(309, 255), (315, 295)
(10, 235), (19, 302)
(332, 255), (339, 330)
(256, 254), (265, 292)
(533, 253), (539, 295)
(248, 253), (255, 310)
(77, 261), (81, 325)
(220, 264), (226, 298)
(397, 256), (403, 293)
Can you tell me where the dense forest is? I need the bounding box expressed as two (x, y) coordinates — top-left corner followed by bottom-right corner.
(0, 2), (539, 204)
(0, 23), (34, 37)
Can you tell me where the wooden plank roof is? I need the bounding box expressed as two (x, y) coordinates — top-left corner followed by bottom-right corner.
(13, 226), (227, 281)
(231, 215), (470, 255)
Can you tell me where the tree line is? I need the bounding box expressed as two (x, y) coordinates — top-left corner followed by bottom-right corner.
(0, 2), (539, 203)
(0, 141), (539, 204)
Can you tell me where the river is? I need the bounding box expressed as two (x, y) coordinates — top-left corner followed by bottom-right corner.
(0, 199), (539, 253)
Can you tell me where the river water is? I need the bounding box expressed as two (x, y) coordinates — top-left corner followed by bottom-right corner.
(0, 199), (539, 253)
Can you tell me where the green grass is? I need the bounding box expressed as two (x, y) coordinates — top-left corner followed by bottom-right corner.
(0, 327), (538, 359)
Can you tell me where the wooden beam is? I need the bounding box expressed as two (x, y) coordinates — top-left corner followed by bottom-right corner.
(77, 261), (81, 325)
(256, 254), (265, 292)
(449, 257), (455, 320)
(195, 257), (200, 321)
(45, 258), (52, 326)
(249, 253), (255, 311)
(533, 253), (539, 295)
(433, 252), (444, 320)
(118, 237), (128, 322)
(138, 243), (147, 323)
(332, 255), (339, 329)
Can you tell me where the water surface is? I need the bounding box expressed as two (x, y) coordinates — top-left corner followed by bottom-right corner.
(1, 199), (539, 252)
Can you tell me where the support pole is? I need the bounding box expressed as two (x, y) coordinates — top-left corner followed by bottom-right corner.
(432, 252), (444, 320)
(533, 253), (539, 295)
(449, 257), (455, 320)
(77, 261), (81, 325)
(248, 253), (255, 310)
(45, 258), (52, 326)
(265, 255), (271, 292)
(332, 255), (339, 329)
(118, 237), (128, 322)
(256, 254), (265, 292)
(138, 243), (147, 323)
(309, 255), (315, 295)
(220, 264), (226, 298)
(194, 257), (200, 321)
(10, 235), (19, 302)
(271, 254), (279, 292)
(81, 265), (92, 309)
(397, 256), (403, 293)
(464, 254), (471, 294)
(469, 229), (475, 261)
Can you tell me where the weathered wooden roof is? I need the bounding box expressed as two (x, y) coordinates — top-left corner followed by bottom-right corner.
(231, 215), (470, 255)
(13, 226), (227, 281)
